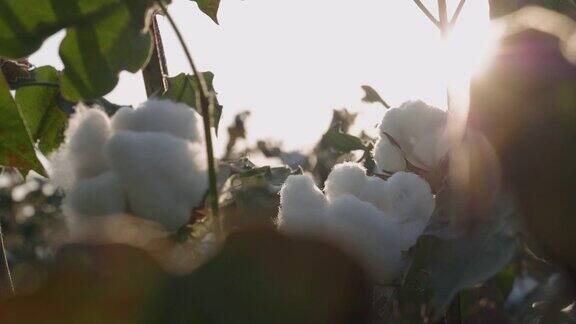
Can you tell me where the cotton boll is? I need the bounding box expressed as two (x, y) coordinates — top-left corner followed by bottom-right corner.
(48, 149), (76, 192)
(65, 171), (126, 217)
(324, 162), (368, 200)
(386, 172), (435, 227)
(379, 100), (447, 170)
(277, 174), (328, 237)
(324, 162), (392, 214)
(66, 107), (112, 179)
(359, 176), (392, 213)
(106, 131), (208, 231)
(111, 99), (203, 143)
(326, 195), (406, 283)
(374, 136), (406, 173)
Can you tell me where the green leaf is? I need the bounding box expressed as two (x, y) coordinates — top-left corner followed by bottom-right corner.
(191, 0), (220, 24)
(0, 0), (164, 101)
(0, 72), (45, 175)
(399, 195), (519, 320)
(361, 85), (390, 108)
(162, 72), (223, 132)
(15, 66), (67, 155)
(322, 124), (367, 153)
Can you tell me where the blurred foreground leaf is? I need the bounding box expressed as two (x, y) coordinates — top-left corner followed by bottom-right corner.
(0, 0), (165, 100)
(400, 195), (519, 320)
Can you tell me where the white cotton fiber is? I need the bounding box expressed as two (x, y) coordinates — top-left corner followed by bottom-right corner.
(326, 195), (407, 282)
(66, 107), (111, 179)
(65, 171), (126, 217)
(324, 162), (368, 200)
(49, 99), (210, 232)
(49, 107), (111, 189)
(111, 99), (203, 143)
(374, 136), (406, 173)
(379, 100), (447, 170)
(277, 162), (435, 283)
(277, 174), (328, 237)
(106, 131), (208, 231)
(386, 172), (435, 225)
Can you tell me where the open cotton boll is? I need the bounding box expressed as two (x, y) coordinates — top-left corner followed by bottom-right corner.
(49, 107), (112, 190)
(111, 99), (203, 144)
(379, 100), (447, 170)
(324, 162), (368, 200)
(374, 136), (406, 173)
(326, 195), (408, 282)
(106, 131), (208, 231)
(277, 174), (328, 237)
(66, 107), (112, 178)
(278, 162), (435, 283)
(386, 172), (435, 226)
(65, 171), (126, 217)
(325, 162), (392, 213)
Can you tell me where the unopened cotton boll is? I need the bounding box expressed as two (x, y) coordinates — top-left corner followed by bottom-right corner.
(112, 99), (203, 143)
(65, 172), (125, 217)
(379, 100), (448, 170)
(277, 174), (328, 237)
(106, 131), (208, 231)
(374, 136), (406, 173)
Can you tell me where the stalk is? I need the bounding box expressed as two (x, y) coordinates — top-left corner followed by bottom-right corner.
(155, 1), (220, 219)
(0, 223), (15, 298)
(142, 13), (169, 97)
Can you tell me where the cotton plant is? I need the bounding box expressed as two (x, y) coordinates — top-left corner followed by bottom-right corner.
(49, 99), (209, 232)
(277, 162), (435, 283)
(374, 100), (450, 173)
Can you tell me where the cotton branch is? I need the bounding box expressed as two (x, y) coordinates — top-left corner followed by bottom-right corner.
(450, 0), (467, 29)
(412, 0), (440, 28)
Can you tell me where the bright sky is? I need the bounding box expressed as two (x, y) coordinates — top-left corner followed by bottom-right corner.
(30, 0), (493, 154)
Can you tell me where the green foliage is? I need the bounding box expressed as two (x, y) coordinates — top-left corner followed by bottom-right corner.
(0, 0), (165, 101)
(322, 124), (367, 153)
(0, 72), (45, 175)
(191, 0), (220, 23)
(361, 85), (390, 108)
(162, 72), (223, 131)
(400, 207), (518, 320)
(15, 66), (67, 155)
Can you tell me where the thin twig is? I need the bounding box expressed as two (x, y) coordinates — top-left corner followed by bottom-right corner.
(142, 13), (169, 96)
(0, 223), (15, 298)
(412, 0), (441, 29)
(449, 0), (466, 28)
(155, 0), (220, 219)
(438, 0), (449, 36)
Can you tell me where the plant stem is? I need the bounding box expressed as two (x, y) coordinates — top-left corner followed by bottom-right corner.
(450, 0), (466, 29)
(155, 0), (220, 219)
(438, 0), (449, 37)
(0, 223), (15, 298)
(142, 13), (169, 97)
(412, 0), (440, 28)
